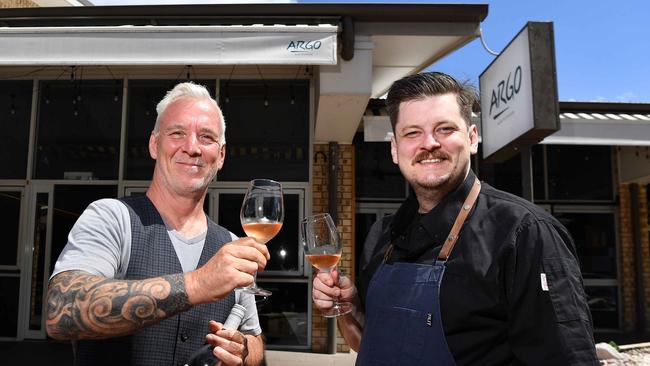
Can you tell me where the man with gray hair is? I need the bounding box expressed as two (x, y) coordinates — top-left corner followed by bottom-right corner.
(46, 82), (267, 366)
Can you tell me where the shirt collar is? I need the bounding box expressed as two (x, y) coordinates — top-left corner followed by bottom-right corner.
(391, 170), (477, 247)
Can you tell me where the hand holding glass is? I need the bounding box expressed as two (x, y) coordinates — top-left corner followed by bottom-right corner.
(301, 213), (352, 317)
(239, 179), (284, 296)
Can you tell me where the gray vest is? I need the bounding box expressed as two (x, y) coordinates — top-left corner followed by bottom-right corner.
(74, 195), (235, 366)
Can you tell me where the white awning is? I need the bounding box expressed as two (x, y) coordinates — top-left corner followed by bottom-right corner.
(0, 24), (338, 65)
(363, 109), (650, 146)
(540, 112), (650, 146)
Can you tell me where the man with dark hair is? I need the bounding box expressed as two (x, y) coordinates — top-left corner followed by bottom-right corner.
(313, 72), (599, 365)
(46, 82), (267, 366)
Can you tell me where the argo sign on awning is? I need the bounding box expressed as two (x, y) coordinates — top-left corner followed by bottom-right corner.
(479, 22), (560, 162)
(0, 24), (338, 65)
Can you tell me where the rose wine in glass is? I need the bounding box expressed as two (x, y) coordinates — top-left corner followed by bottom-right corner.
(301, 213), (352, 317)
(239, 179), (284, 296)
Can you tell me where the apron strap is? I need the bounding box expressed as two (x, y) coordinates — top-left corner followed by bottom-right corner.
(437, 177), (481, 261)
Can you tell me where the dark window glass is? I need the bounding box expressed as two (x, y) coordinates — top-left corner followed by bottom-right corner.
(478, 152), (522, 197)
(30, 193), (48, 330)
(547, 145), (613, 200)
(50, 185), (118, 274)
(532, 145), (545, 200)
(35, 80), (123, 180)
(0, 191), (21, 266)
(254, 281), (308, 347)
(553, 212), (617, 279)
(218, 192), (301, 273)
(218, 80), (309, 182)
(125, 80), (215, 180)
(355, 212), (377, 278)
(0, 276), (19, 337)
(0, 81), (31, 179)
(354, 133), (406, 199)
(585, 286), (619, 329)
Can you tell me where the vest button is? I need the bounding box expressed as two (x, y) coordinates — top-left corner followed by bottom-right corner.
(180, 333), (189, 342)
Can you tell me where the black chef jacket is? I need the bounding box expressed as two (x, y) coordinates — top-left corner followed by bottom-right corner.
(357, 170), (599, 366)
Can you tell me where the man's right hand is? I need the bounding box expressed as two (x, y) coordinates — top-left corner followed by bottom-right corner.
(186, 237), (270, 304)
(312, 269), (356, 313)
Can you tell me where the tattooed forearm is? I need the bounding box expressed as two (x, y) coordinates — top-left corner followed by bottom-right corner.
(46, 270), (192, 340)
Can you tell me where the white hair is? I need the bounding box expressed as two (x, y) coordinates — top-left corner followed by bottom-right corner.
(154, 82), (226, 144)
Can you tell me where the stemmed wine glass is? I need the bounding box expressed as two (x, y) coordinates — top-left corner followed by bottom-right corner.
(239, 179), (284, 296)
(301, 213), (352, 317)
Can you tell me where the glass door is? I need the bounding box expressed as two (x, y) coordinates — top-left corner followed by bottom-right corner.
(18, 182), (53, 340)
(0, 187), (26, 340)
(17, 183), (118, 339)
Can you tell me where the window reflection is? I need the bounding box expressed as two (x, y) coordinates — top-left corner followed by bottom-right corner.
(553, 212), (617, 279)
(0, 81), (31, 179)
(126, 80), (215, 180)
(586, 286), (619, 329)
(547, 145), (613, 200)
(254, 281), (309, 347)
(217, 192), (300, 273)
(354, 133), (407, 200)
(0, 191), (21, 266)
(35, 80), (122, 180)
(218, 80), (309, 182)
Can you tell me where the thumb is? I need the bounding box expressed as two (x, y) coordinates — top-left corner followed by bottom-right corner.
(208, 320), (224, 333)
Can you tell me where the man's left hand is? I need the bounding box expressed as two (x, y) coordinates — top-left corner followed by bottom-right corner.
(206, 320), (249, 366)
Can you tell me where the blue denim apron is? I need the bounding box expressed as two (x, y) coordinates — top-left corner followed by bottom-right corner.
(356, 178), (481, 366)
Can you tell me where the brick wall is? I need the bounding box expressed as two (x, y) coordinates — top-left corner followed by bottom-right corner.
(0, 0), (37, 8)
(639, 185), (650, 331)
(618, 183), (650, 331)
(310, 143), (355, 353)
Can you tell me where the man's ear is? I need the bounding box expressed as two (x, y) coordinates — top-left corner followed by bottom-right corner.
(390, 137), (399, 165)
(468, 124), (479, 155)
(149, 132), (158, 160)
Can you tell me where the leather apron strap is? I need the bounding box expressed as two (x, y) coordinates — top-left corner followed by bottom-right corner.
(382, 177), (481, 263)
(438, 177), (481, 260)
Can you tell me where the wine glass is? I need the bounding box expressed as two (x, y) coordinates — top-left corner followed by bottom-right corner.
(301, 213), (352, 317)
(239, 179), (284, 296)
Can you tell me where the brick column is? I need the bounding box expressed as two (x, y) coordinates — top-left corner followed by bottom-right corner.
(619, 183), (636, 331)
(310, 143), (355, 353)
(0, 0), (38, 8)
(639, 185), (650, 331)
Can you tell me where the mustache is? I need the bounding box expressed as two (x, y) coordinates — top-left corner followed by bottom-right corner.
(412, 151), (449, 165)
(173, 157), (206, 167)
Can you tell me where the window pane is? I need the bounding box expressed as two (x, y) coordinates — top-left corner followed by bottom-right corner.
(478, 152), (522, 197)
(125, 80), (215, 180)
(217, 192), (300, 273)
(553, 212), (617, 279)
(355, 213), (377, 278)
(30, 193), (48, 330)
(254, 281), (308, 347)
(547, 146), (613, 200)
(0, 191), (21, 266)
(354, 134), (406, 199)
(586, 286), (618, 329)
(0, 276), (19, 337)
(532, 145), (545, 201)
(50, 185), (118, 274)
(218, 80), (309, 182)
(35, 80), (123, 179)
(0, 81), (31, 179)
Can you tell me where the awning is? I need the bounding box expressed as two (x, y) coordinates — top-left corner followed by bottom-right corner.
(363, 102), (650, 146)
(0, 24), (338, 65)
(540, 112), (650, 146)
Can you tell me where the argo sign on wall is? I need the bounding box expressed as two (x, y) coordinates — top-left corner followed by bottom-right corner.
(479, 22), (560, 162)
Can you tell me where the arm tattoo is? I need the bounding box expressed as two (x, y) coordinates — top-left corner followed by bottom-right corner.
(46, 270), (192, 340)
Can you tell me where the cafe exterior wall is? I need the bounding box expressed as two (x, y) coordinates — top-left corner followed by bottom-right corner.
(311, 143), (355, 353)
(618, 183), (650, 332)
(0, 0), (37, 8)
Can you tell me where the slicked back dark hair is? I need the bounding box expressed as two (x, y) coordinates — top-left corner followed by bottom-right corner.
(385, 71), (477, 132)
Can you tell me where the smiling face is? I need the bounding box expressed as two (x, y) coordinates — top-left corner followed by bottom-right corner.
(391, 93), (478, 199)
(149, 97), (225, 197)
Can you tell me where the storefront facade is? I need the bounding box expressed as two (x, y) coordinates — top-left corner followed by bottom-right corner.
(0, 2), (488, 356)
